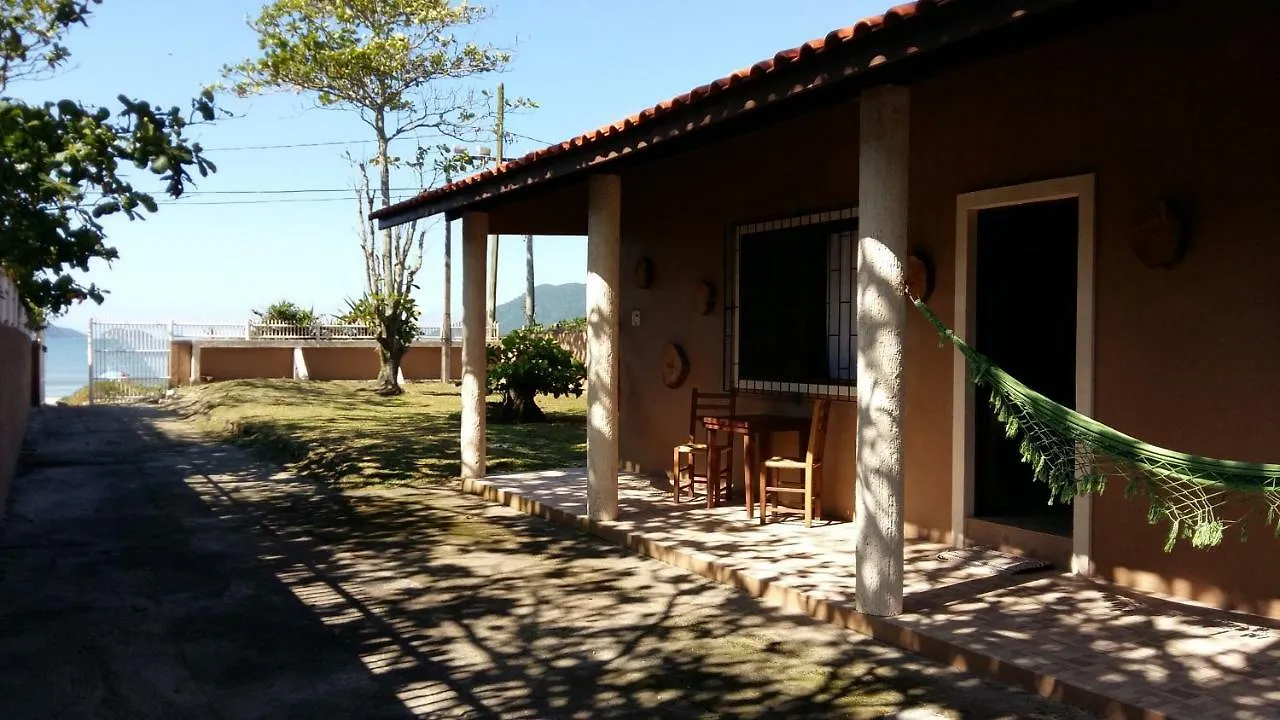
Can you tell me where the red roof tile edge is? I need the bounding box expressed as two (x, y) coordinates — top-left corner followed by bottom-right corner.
(373, 1), (926, 221)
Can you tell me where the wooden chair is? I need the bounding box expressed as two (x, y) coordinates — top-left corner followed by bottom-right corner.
(672, 388), (736, 506)
(761, 399), (833, 527)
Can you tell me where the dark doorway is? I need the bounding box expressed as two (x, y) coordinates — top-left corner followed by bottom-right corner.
(972, 198), (1078, 536)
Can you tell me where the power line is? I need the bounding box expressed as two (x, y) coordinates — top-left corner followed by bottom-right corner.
(154, 196), (418, 207)
(202, 131), (555, 153)
(180, 188), (421, 195)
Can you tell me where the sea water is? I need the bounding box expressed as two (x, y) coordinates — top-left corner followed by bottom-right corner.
(43, 332), (89, 402)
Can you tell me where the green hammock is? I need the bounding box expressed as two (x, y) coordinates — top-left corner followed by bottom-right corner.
(914, 299), (1280, 550)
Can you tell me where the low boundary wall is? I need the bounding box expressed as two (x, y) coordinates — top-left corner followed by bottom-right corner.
(170, 341), (463, 384)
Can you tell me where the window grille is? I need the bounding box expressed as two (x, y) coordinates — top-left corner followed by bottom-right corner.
(724, 208), (858, 400)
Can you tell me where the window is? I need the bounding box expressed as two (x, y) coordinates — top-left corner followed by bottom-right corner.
(725, 209), (857, 398)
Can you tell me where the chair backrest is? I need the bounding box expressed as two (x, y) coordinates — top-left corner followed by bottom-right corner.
(688, 388), (736, 439)
(806, 399), (834, 467)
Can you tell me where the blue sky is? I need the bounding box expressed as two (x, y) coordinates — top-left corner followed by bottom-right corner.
(18, 1), (883, 330)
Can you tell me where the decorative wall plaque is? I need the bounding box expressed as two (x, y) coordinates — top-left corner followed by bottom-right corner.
(1132, 201), (1187, 269)
(661, 343), (690, 389)
(633, 257), (654, 288)
(694, 280), (716, 315)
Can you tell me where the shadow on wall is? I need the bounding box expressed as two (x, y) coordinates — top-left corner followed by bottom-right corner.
(0, 325), (34, 510)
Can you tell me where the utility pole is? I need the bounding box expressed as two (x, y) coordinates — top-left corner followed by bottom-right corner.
(524, 234), (535, 327)
(441, 165), (453, 383)
(487, 83), (504, 332)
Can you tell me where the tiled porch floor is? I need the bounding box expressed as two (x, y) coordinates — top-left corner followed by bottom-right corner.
(464, 469), (1280, 720)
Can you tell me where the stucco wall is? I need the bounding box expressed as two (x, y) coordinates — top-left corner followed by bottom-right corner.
(910, 0), (1280, 617)
(403, 345), (461, 381)
(199, 347), (294, 381)
(613, 0), (1280, 615)
(618, 101), (863, 521)
(173, 343), (461, 384)
(0, 325), (33, 512)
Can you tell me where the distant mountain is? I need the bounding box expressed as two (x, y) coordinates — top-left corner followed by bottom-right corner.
(44, 325), (86, 340)
(495, 283), (585, 333)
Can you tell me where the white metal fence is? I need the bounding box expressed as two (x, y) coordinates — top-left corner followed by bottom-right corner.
(0, 273), (30, 333)
(87, 321), (170, 404)
(168, 321), (492, 342)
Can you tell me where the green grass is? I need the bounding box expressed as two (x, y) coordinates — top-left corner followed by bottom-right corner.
(176, 379), (586, 487)
(62, 380), (166, 405)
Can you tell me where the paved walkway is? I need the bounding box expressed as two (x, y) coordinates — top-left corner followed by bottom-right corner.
(0, 405), (1091, 719)
(465, 470), (1280, 720)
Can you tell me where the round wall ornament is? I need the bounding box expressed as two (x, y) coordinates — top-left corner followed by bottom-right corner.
(906, 246), (936, 303)
(694, 280), (716, 315)
(633, 257), (654, 288)
(661, 343), (690, 389)
(1132, 201), (1187, 269)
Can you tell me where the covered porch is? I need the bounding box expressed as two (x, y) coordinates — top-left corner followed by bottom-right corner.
(464, 469), (1280, 720)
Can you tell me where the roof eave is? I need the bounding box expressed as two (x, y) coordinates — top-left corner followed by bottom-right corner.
(374, 0), (1093, 229)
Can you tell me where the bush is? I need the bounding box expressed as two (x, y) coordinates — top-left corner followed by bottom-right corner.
(487, 326), (586, 423)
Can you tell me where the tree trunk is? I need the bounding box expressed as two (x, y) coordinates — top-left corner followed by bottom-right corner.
(524, 233), (535, 327)
(442, 214), (453, 383)
(376, 312), (406, 396)
(497, 390), (545, 423)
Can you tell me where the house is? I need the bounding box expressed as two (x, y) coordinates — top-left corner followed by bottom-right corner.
(373, 0), (1280, 620)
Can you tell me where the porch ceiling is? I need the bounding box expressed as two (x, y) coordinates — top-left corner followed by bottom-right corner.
(373, 0), (1113, 231)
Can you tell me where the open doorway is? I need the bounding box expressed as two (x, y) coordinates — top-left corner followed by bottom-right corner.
(952, 174), (1095, 574)
(972, 199), (1078, 536)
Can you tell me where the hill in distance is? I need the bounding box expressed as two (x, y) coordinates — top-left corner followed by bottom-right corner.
(45, 325), (86, 340)
(495, 282), (585, 333)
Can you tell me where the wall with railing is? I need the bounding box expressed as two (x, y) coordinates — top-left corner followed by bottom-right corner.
(0, 272), (35, 511)
(169, 321), (495, 343)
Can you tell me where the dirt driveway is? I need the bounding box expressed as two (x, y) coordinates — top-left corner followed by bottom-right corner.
(0, 405), (1091, 719)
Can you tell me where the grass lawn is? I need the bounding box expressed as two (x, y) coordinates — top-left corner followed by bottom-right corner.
(176, 379), (586, 486)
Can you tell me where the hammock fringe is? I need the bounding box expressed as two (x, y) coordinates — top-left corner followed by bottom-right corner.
(913, 298), (1280, 550)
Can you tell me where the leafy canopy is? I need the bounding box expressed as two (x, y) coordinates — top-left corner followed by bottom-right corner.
(225, 0), (519, 150)
(1, 0), (219, 317)
(487, 326), (585, 423)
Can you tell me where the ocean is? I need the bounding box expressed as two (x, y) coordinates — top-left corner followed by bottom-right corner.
(44, 333), (89, 402)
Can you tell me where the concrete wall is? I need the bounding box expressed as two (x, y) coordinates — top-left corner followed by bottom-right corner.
(199, 347), (294, 381)
(0, 325), (33, 511)
(173, 343), (463, 384)
(611, 0), (1280, 615)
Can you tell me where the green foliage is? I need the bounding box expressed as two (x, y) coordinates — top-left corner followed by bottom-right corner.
(548, 317), (586, 333)
(224, 0), (532, 151)
(253, 300), (318, 327)
(0, 0), (220, 315)
(340, 292), (421, 348)
(487, 326), (585, 423)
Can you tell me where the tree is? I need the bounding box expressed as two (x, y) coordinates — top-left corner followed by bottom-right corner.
(1, 0), (219, 318)
(486, 326), (585, 423)
(225, 0), (529, 396)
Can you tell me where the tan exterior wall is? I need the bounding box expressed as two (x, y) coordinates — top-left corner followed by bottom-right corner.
(173, 343), (461, 383)
(302, 346), (379, 380)
(614, 1), (1280, 615)
(170, 341), (193, 386)
(403, 345), (461, 381)
(910, 0), (1280, 617)
(0, 325), (33, 512)
(618, 100), (862, 521)
(199, 347), (293, 381)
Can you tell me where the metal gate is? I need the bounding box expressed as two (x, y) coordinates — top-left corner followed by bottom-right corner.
(87, 321), (170, 404)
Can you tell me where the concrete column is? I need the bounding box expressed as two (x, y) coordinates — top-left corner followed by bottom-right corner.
(461, 211), (489, 479)
(189, 344), (202, 385)
(855, 84), (910, 617)
(292, 347), (309, 380)
(586, 175), (621, 521)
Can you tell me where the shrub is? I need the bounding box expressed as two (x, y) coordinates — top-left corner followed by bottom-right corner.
(253, 300), (318, 327)
(486, 326), (586, 423)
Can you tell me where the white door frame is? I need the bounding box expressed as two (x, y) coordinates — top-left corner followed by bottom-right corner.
(951, 174), (1096, 576)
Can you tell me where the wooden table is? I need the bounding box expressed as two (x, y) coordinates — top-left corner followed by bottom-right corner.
(701, 413), (812, 519)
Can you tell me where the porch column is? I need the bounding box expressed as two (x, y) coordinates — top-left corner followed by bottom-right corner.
(855, 84), (910, 617)
(586, 174), (621, 521)
(461, 211), (490, 479)
(189, 344), (202, 385)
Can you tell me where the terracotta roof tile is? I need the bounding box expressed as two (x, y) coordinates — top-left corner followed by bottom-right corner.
(374, 0), (933, 221)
